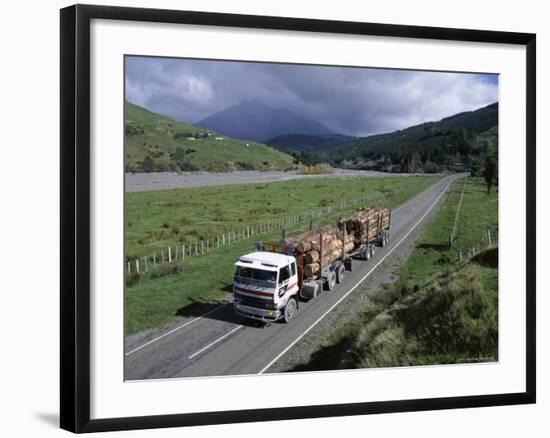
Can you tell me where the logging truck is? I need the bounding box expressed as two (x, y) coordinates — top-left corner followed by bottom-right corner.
(232, 208), (391, 323)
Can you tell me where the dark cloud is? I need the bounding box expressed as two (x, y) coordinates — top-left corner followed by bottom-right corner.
(125, 56), (498, 137)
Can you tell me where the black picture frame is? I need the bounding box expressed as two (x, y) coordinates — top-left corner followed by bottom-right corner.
(60, 4), (536, 433)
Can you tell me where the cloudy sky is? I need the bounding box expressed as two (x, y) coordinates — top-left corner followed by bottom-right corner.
(125, 56), (498, 137)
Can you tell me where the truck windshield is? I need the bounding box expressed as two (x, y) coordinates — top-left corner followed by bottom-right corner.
(234, 266), (277, 284)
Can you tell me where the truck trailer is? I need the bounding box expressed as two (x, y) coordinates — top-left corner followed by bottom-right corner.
(232, 207), (391, 323)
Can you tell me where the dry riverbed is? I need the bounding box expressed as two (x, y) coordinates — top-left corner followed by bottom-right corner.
(125, 169), (429, 192)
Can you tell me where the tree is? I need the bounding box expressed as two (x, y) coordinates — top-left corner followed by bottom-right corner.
(142, 156), (155, 173)
(483, 155), (497, 194)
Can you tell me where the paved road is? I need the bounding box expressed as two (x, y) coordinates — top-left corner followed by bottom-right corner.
(125, 174), (459, 380)
(125, 169), (430, 192)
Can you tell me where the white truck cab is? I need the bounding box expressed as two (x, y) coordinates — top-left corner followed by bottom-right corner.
(233, 251), (299, 322)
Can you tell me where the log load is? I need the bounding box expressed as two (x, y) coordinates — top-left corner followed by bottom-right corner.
(338, 207), (390, 245)
(281, 227), (354, 277)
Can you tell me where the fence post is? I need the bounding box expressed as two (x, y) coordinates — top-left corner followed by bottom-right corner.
(175, 246), (178, 261)
(168, 247), (172, 263)
(127, 261), (131, 274)
(195, 242), (198, 255)
(488, 229), (492, 246)
(144, 256), (148, 273)
(135, 259), (140, 274)
(182, 245), (185, 260)
(217, 236), (220, 248)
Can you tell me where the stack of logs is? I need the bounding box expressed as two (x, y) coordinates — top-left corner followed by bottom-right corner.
(338, 207), (390, 245)
(282, 226), (354, 277)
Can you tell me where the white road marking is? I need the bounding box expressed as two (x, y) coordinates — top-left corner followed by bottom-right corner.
(258, 178), (454, 374)
(188, 325), (243, 360)
(125, 303), (229, 356)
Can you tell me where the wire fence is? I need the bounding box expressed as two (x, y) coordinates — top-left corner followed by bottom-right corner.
(124, 182), (425, 276)
(449, 177), (466, 246)
(450, 228), (498, 261)
(447, 177), (498, 261)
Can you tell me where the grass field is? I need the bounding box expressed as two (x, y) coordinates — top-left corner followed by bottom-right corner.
(125, 175), (442, 260)
(287, 177), (499, 371)
(125, 175), (442, 335)
(125, 101), (293, 172)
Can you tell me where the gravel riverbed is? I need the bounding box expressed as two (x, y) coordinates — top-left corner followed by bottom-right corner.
(125, 169), (427, 192)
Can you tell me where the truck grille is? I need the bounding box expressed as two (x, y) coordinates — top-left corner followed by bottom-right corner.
(234, 293), (276, 310)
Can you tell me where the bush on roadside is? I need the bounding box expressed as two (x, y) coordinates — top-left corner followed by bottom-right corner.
(352, 264), (498, 368)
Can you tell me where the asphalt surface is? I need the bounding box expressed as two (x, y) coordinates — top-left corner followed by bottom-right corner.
(125, 169), (430, 192)
(125, 174), (459, 380)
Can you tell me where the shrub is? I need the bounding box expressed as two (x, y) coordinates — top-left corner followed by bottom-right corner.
(297, 163), (333, 175)
(179, 215), (191, 225)
(150, 264), (184, 279)
(236, 161), (255, 170)
(142, 156), (155, 173)
(125, 272), (141, 287)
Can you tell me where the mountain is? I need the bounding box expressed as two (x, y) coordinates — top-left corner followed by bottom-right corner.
(196, 99), (334, 142)
(124, 101), (294, 172)
(311, 103), (498, 173)
(266, 133), (356, 154)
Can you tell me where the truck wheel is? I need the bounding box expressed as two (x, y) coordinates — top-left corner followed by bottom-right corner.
(326, 271), (337, 291)
(283, 298), (297, 323)
(336, 264), (345, 283)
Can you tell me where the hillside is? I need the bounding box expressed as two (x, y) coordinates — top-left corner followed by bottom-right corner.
(197, 99), (334, 142)
(312, 103), (498, 173)
(124, 101), (294, 172)
(266, 133), (356, 154)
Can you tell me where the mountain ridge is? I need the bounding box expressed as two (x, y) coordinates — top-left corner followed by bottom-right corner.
(266, 133), (356, 154)
(310, 102), (498, 173)
(197, 99), (334, 142)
